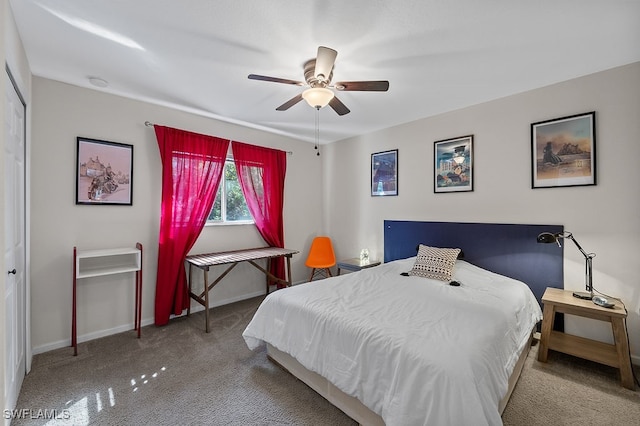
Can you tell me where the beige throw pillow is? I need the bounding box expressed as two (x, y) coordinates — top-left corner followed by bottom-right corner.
(408, 244), (461, 282)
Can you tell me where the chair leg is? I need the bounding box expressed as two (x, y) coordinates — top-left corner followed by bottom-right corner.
(308, 268), (334, 281)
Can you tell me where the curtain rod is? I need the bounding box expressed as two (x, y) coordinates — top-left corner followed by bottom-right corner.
(144, 121), (293, 155)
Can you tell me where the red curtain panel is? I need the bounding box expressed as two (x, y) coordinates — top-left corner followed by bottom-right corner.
(232, 141), (287, 287)
(154, 125), (229, 325)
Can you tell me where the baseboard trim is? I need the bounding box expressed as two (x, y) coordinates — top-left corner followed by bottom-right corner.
(32, 290), (266, 355)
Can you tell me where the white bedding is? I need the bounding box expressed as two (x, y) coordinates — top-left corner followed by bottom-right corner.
(243, 258), (542, 426)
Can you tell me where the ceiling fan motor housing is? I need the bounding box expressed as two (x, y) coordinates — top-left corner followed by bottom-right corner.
(304, 59), (333, 88)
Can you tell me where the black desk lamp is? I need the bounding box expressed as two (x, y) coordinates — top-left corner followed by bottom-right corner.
(537, 231), (595, 300)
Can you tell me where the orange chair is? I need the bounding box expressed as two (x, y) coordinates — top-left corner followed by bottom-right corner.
(305, 236), (336, 281)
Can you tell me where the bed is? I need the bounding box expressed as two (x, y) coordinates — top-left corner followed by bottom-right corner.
(243, 221), (564, 425)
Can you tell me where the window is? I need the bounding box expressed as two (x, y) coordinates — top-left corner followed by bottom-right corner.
(207, 160), (252, 223)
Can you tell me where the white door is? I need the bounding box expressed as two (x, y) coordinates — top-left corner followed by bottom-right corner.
(4, 71), (26, 413)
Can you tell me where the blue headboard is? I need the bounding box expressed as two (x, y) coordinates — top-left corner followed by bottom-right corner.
(383, 220), (564, 310)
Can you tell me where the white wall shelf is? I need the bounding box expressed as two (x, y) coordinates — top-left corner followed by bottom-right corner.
(72, 243), (143, 355)
(76, 247), (141, 279)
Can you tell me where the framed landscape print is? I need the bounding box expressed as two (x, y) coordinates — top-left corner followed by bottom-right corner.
(371, 149), (398, 196)
(76, 137), (134, 205)
(434, 135), (473, 193)
(531, 112), (596, 188)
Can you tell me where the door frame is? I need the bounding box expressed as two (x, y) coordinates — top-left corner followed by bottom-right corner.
(5, 65), (30, 377)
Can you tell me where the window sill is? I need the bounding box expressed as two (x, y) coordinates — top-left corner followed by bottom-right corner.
(204, 221), (255, 227)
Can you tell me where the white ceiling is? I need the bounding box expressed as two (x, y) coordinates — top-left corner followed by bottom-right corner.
(9, 1), (640, 144)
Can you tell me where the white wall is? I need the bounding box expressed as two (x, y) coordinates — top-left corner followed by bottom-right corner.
(29, 78), (323, 353)
(323, 62), (640, 361)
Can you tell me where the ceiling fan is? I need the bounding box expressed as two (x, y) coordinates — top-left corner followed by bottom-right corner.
(248, 46), (389, 116)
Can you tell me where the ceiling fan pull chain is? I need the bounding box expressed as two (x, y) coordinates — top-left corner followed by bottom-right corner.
(315, 106), (320, 156)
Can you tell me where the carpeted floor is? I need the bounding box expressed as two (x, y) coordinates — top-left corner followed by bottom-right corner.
(12, 296), (640, 425)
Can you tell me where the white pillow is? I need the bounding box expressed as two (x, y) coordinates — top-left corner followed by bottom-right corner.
(408, 244), (461, 282)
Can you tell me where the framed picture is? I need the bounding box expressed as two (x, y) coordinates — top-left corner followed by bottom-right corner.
(434, 135), (473, 193)
(531, 112), (596, 188)
(76, 137), (134, 205)
(371, 149), (398, 196)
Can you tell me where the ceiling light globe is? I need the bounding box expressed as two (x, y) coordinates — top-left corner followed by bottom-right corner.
(302, 87), (334, 108)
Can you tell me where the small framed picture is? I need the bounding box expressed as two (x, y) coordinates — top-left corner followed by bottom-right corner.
(531, 112), (596, 188)
(371, 149), (398, 196)
(76, 137), (134, 205)
(434, 135), (473, 193)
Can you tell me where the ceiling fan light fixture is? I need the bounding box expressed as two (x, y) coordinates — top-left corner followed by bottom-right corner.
(302, 87), (334, 109)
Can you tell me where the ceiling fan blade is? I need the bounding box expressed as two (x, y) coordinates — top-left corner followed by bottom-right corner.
(248, 74), (304, 86)
(334, 80), (389, 91)
(329, 96), (350, 116)
(314, 46), (337, 82)
(276, 93), (304, 111)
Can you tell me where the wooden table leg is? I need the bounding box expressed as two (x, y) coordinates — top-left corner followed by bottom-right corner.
(611, 317), (634, 390)
(287, 256), (293, 286)
(187, 263), (192, 316)
(538, 302), (556, 362)
(266, 258), (271, 294)
(204, 269), (210, 333)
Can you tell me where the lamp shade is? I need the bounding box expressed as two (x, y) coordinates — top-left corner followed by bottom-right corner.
(302, 87), (334, 108)
(536, 232), (558, 244)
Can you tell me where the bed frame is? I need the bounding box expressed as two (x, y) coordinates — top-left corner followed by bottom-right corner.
(268, 221), (564, 424)
(268, 332), (534, 424)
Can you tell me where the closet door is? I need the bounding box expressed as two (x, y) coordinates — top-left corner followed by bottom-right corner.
(4, 70), (26, 412)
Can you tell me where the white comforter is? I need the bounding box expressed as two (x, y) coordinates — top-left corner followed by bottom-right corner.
(243, 258), (542, 426)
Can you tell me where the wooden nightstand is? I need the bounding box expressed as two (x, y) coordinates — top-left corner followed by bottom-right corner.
(336, 258), (381, 275)
(538, 287), (634, 390)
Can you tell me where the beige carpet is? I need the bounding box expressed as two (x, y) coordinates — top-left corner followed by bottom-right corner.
(12, 296), (640, 425)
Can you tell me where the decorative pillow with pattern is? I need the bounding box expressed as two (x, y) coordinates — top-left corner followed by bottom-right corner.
(408, 245), (461, 282)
